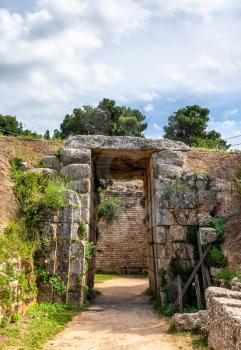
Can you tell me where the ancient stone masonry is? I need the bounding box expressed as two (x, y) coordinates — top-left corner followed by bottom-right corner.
(96, 181), (147, 274)
(150, 152), (224, 300)
(36, 147), (92, 304)
(37, 192), (84, 304)
(0, 258), (36, 325)
(37, 135), (229, 304)
(206, 287), (241, 350)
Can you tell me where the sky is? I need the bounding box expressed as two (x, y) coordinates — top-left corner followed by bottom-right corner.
(0, 0), (241, 147)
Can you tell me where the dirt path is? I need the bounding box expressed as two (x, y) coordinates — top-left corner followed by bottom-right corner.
(45, 276), (194, 350)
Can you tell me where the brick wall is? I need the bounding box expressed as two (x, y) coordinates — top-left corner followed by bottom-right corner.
(95, 181), (148, 273)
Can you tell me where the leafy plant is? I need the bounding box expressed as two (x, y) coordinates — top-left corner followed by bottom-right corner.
(0, 315), (9, 328)
(0, 274), (12, 308)
(162, 181), (193, 200)
(206, 246), (227, 268)
(41, 180), (68, 209)
(11, 313), (20, 323)
(157, 303), (173, 317)
(216, 268), (241, 283)
(78, 220), (87, 239)
(41, 237), (51, 251)
(84, 241), (95, 266)
(49, 276), (67, 296)
(159, 268), (168, 288)
(35, 267), (67, 296)
(98, 196), (120, 223)
(208, 217), (226, 242)
(186, 225), (199, 245)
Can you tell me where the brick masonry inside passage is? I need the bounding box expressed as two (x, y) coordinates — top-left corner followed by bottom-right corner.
(95, 180), (147, 274)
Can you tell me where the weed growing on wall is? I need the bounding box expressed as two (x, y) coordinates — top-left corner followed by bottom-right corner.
(78, 220), (87, 240)
(206, 247), (227, 268)
(0, 158), (71, 325)
(11, 158), (69, 239)
(162, 181), (193, 200)
(216, 268), (241, 285)
(35, 267), (67, 297)
(98, 196), (120, 223)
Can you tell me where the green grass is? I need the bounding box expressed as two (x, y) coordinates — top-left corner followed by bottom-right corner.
(0, 302), (77, 350)
(94, 273), (118, 283)
(173, 331), (210, 349)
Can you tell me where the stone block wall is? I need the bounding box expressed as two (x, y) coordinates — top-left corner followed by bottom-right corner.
(0, 257), (36, 325)
(206, 287), (241, 350)
(37, 192), (85, 304)
(150, 150), (222, 299)
(37, 136), (226, 303)
(36, 149), (92, 304)
(96, 181), (147, 273)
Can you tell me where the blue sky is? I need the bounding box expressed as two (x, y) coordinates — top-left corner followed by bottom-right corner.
(0, 0), (241, 148)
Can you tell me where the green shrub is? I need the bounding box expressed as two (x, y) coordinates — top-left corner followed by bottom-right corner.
(157, 303), (173, 317)
(1, 315), (9, 328)
(41, 180), (68, 209)
(162, 181), (193, 200)
(159, 268), (168, 288)
(35, 267), (67, 297)
(78, 220), (87, 239)
(0, 274), (12, 308)
(84, 241), (95, 265)
(186, 226), (198, 245)
(207, 246), (227, 268)
(35, 267), (49, 285)
(49, 276), (67, 296)
(216, 268), (241, 282)
(11, 313), (20, 323)
(41, 237), (51, 251)
(10, 159), (69, 240)
(98, 197), (120, 223)
(209, 217), (226, 242)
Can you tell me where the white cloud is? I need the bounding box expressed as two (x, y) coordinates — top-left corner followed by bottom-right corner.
(144, 104), (154, 112)
(166, 97), (176, 103)
(208, 118), (241, 149)
(153, 123), (162, 131)
(1, 0), (241, 132)
(222, 108), (238, 117)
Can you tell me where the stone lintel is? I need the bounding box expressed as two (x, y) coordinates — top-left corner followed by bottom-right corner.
(64, 135), (190, 152)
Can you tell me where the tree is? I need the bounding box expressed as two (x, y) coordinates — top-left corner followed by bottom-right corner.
(44, 130), (50, 140)
(52, 129), (62, 139)
(59, 98), (147, 139)
(0, 115), (23, 135)
(0, 115), (41, 139)
(163, 105), (230, 150)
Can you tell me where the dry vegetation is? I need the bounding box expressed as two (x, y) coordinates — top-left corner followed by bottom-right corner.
(0, 137), (63, 231)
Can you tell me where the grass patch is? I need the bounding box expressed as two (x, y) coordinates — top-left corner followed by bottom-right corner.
(94, 273), (118, 284)
(0, 302), (77, 350)
(173, 331), (210, 349)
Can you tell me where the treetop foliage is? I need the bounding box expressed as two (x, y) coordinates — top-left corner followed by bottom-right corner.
(0, 114), (41, 139)
(59, 98), (147, 138)
(163, 105), (230, 150)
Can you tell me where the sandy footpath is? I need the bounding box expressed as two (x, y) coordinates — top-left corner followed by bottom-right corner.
(45, 276), (194, 350)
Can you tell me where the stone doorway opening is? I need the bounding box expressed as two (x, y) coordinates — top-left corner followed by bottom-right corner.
(95, 179), (147, 275)
(88, 149), (157, 292)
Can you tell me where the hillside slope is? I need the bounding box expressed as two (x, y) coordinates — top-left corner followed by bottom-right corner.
(0, 137), (63, 231)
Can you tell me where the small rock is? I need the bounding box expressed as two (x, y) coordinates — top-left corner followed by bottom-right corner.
(210, 267), (222, 278)
(199, 227), (217, 245)
(30, 168), (57, 176)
